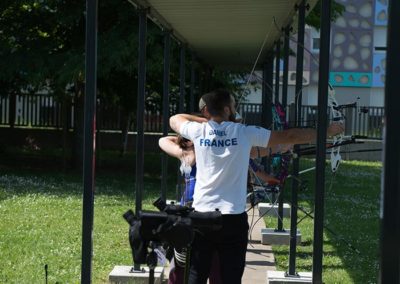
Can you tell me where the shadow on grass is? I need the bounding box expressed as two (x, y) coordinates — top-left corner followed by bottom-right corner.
(1, 146), (180, 174)
(0, 148), (181, 204)
(281, 159), (381, 283)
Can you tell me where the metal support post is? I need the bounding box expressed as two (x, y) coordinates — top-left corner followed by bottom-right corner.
(161, 31), (171, 201)
(135, 8), (147, 216)
(81, 0), (98, 282)
(312, 0), (331, 282)
(190, 52), (196, 113)
(134, 9), (147, 271)
(262, 58), (274, 129)
(274, 37), (284, 232)
(275, 40), (281, 104)
(262, 58), (273, 172)
(176, 44), (186, 201)
(379, 0), (400, 282)
(288, 0), (305, 276)
(282, 26), (290, 109)
(179, 45), (186, 113)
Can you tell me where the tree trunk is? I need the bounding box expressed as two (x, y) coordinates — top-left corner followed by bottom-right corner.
(71, 82), (85, 170)
(61, 94), (70, 171)
(120, 107), (132, 157)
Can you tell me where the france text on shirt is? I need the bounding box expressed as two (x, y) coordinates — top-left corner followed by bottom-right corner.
(199, 138), (238, 147)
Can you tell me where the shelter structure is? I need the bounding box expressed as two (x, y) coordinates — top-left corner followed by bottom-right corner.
(81, 0), (400, 283)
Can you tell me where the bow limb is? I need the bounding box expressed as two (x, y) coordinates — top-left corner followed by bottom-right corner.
(328, 84), (344, 172)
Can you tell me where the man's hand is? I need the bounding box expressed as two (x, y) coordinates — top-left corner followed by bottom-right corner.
(327, 123), (344, 137)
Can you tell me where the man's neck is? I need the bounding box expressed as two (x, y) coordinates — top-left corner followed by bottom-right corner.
(210, 115), (230, 123)
(210, 117), (225, 123)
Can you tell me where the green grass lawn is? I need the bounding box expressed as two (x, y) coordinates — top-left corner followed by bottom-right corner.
(266, 159), (381, 284)
(0, 152), (179, 283)
(0, 154), (382, 283)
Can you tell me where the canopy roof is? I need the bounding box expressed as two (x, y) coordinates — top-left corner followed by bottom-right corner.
(129, 0), (317, 69)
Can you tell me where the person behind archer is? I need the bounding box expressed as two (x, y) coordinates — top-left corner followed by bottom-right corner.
(159, 135), (222, 284)
(159, 135), (198, 207)
(169, 88), (343, 284)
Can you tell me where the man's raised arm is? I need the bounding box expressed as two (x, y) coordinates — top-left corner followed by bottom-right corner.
(266, 123), (344, 148)
(169, 114), (207, 134)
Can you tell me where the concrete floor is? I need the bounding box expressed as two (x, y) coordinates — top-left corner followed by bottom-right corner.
(161, 205), (276, 284)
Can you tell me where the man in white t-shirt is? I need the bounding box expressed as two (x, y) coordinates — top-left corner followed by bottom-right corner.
(169, 89), (343, 284)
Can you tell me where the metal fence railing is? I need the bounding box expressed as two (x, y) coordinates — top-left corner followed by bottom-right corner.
(0, 94), (384, 139)
(285, 104), (384, 139)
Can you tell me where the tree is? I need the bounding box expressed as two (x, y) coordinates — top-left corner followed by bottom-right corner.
(306, 0), (345, 30)
(0, 0), (345, 163)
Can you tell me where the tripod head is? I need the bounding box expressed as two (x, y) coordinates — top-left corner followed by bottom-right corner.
(123, 198), (222, 265)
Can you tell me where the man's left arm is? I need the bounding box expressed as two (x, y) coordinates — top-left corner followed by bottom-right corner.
(245, 123), (343, 148)
(267, 124), (344, 147)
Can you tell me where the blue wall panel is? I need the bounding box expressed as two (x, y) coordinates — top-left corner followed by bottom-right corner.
(375, 0), (388, 26)
(372, 53), (386, 87)
(330, 72), (372, 87)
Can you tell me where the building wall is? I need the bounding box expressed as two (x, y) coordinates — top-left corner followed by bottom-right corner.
(246, 0), (387, 108)
(370, 87), (384, 106)
(244, 86), (262, 104)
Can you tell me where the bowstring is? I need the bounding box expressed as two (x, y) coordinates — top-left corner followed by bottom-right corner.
(271, 17), (350, 210)
(236, 18), (277, 242)
(236, 18), (275, 124)
(238, 17), (319, 235)
(246, 91), (294, 240)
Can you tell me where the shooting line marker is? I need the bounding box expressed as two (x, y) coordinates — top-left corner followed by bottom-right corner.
(267, 271), (312, 283)
(109, 265), (164, 284)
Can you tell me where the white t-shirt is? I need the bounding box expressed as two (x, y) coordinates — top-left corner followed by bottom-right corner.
(180, 120), (271, 214)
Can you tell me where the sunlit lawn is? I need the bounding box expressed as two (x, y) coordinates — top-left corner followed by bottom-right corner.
(0, 152), (179, 283)
(0, 153), (382, 283)
(267, 159), (381, 284)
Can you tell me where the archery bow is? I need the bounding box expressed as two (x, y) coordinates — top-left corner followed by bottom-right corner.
(271, 102), (292, 184)
(328, 83), (344, 172)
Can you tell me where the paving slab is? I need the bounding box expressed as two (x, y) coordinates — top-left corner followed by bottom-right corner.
(109, 266), (164, 284)
(243, 206), (276, 284)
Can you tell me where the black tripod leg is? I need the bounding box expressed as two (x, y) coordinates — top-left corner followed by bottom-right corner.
(294, 204), (360, 254)
(148, 267), (155, 284)
(147, 246), (158, 284)
(183, 246), (191, 284)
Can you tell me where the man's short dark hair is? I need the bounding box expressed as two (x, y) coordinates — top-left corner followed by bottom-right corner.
(200, 89), (232, 117)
